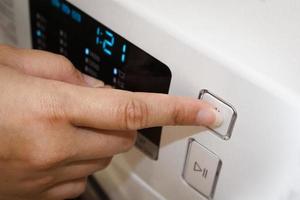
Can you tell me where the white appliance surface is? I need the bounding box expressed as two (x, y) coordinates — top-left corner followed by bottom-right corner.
(1, 0), (300, 200)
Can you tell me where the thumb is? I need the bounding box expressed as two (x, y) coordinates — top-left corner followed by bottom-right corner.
(0, 45), (104, 87)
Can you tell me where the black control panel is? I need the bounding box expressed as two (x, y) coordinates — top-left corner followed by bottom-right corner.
(29, 0), (172, 160)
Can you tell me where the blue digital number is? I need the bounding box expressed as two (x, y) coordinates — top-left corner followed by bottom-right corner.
(121, 44), (127, 63)
(102, 31), (114, 56)
(96, 27), (102, 44)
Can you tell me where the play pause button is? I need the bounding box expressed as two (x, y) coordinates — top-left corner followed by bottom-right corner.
(182, 139), (222, 199)
(193, 161), (208, 178)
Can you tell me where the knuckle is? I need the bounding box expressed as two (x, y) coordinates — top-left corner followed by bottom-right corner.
(120, 97), (149, 130)
(56, 55), (82, 80)
(29, 152), (66, 170)
(37, 88), (68, 124)
(171, 101), (186, 125)
(27, 143), (70, 170)
(56, 54), (72, 67)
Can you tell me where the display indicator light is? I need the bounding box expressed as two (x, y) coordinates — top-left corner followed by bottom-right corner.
(36, 30), (42, 37)
(85, 48), (90, 55)
(113, 68), (118, 75)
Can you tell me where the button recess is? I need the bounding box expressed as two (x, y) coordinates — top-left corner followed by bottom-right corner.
(199, 89), (237, 140)
(182, 138), (222, 199)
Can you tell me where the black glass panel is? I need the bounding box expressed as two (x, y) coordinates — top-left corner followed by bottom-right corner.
(29, 0), (172, 160)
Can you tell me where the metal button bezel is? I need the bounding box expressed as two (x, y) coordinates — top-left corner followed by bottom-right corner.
(199, 89), (237, 140)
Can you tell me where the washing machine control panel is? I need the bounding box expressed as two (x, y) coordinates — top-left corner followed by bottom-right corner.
(29, 0), (172, 160)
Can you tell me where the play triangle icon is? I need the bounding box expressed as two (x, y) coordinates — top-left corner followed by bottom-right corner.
(193, 161), (202, 172)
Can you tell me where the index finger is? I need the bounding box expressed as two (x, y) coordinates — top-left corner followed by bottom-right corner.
(61, 84), (222, 130)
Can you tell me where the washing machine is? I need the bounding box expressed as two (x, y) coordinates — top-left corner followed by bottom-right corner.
(1, 0), (300, 199)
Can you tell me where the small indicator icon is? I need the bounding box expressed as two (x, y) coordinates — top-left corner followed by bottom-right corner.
(85, 48), (90, 55)
(113, 68), (118, 76)
(36, 30), (42, 37)
(193, 161), (208, 178)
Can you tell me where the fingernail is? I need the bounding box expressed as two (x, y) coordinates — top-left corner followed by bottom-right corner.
(196, 108), (223, 127)
(83, 74), (105, 88)
(212, 109), (223, 127)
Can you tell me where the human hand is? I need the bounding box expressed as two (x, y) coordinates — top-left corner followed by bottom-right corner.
(0, 45), (221, 200)
(0, 45), (105, 87)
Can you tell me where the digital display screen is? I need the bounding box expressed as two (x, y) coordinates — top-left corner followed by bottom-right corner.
(29, 0), (172, 160)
